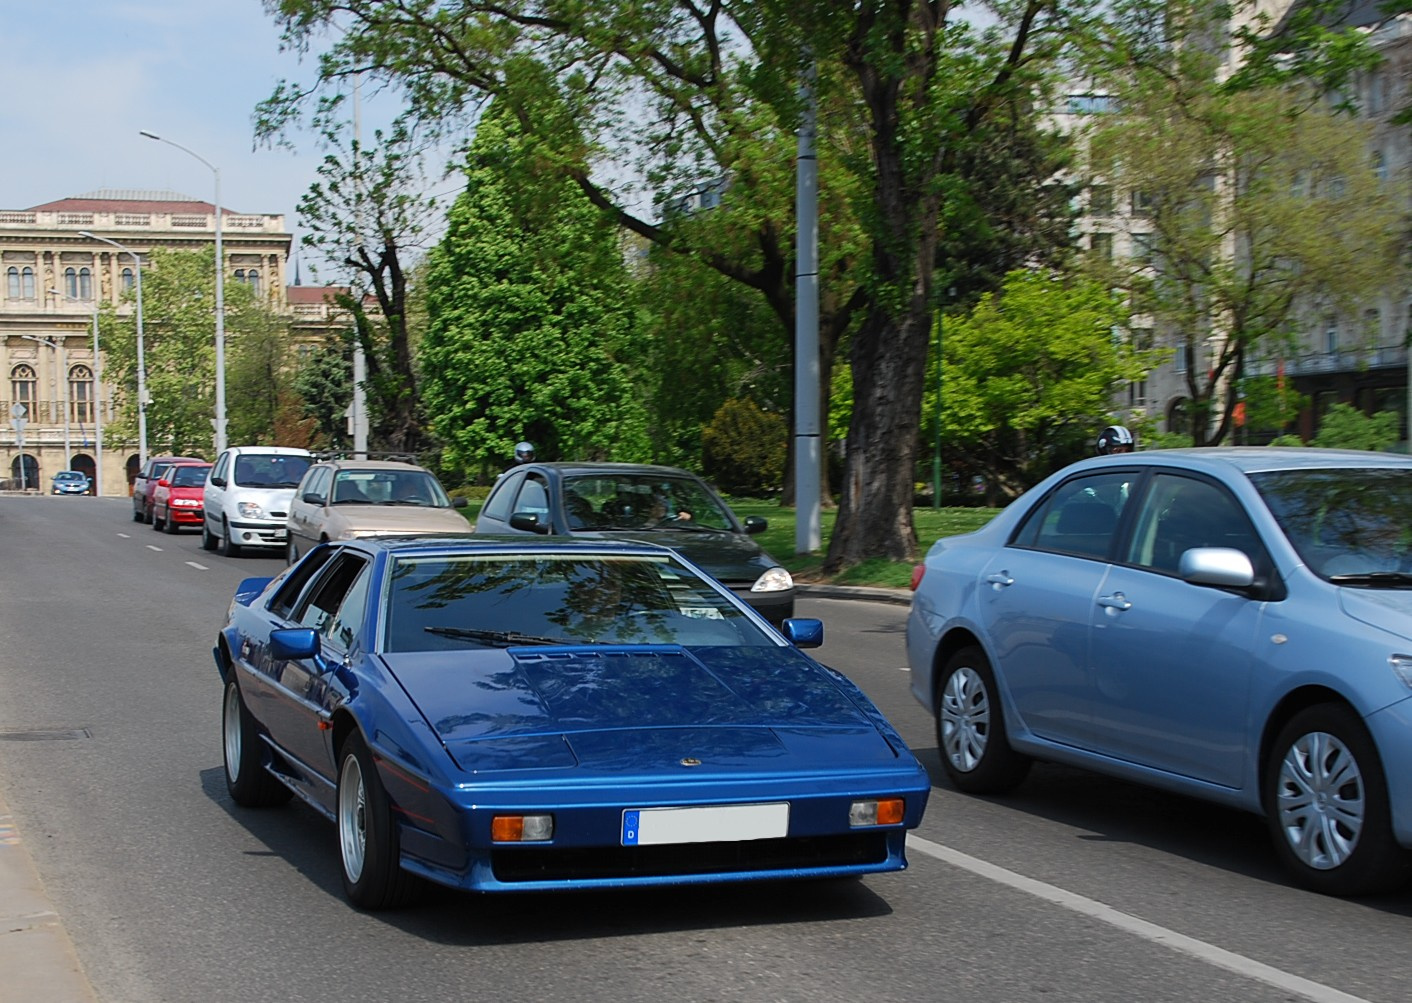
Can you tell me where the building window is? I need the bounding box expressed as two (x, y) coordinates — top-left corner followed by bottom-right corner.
(1089, 232), (1113, 261)
(1089, 185), (1114, 215)
(7, 266), (35, 300)
(1128, 379), (1147, 407)
(1365, 308), (1382, 342)
(10, 364), (36, 419)
(70, 364), (94, 424)
(1131, 232), (1153, 263)
(1130, 190), (1154, 217)
(121, 267), (134, 293)
(1373, 150), (1388, 184)
(64, 267), (92, 299)
(1324, 316), (1338, 354)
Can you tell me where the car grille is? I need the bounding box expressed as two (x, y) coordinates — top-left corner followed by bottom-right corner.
(490, 832), (888, 883)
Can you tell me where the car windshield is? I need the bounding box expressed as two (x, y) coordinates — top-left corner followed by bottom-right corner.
(170, 465), (210, 488)
(561, 474), (735, 532)
(55, 472), (83, 481)
(330, 470), (452, 507)
(1250, 467), (1412, 581)
(382, 552), (770, 652)
(233, 454), (311, 489)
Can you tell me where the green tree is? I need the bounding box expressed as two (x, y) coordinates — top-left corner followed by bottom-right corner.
(1312, 402), (1401, 451)
(936, 270), (1152, 499)
(256, 0), (1088, 572)
(1085, 0), (1405, 445)
(293, 330), (355, 451)
(701, 398), (788, 496)
(224, 303), (303, 446)
(419, 105), (651, 481)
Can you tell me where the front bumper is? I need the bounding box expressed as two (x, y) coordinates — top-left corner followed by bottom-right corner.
(227, 519), (288, 549)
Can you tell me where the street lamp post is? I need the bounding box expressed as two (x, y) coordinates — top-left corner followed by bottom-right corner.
(79, 231), (147, 466)
(23, 329), (72, 473)
(141, 131), (226, 452)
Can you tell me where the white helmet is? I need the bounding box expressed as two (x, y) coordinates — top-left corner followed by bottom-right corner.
(514, 441), (536, 463)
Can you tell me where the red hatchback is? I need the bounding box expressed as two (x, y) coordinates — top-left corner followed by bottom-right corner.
(151, 462), (212, 534)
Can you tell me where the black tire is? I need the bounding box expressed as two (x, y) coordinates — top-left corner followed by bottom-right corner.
(219, 517), (242, 558)
(201, 518), (218, 551)
(1264, 704), (1411, 896)
(336, 732), (420, 910)
(935, 645), (1031, 794)
(286, 538), (299, 566)
(151, 507), (164, 531)
(222, 677), (293, 808)
(164, 510), (179, 534)
(132, 501), (143, 523)
(142, 499), (154, 524)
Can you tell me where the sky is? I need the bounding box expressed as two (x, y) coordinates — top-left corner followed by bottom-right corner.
(0, 1), (413, 281)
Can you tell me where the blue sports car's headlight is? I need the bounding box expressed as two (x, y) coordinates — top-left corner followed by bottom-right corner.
(751, 567), (793, 593)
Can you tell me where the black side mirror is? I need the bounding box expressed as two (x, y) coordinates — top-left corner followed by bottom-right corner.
(452, 497), (469, 509)
(302, 492), (323, 505)
(743, 515), (768, 535)
(509, 511), (551, 534)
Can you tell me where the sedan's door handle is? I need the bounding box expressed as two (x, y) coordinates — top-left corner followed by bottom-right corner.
(1098, 592), (1132, 612)
(985, 572), (1014, 589)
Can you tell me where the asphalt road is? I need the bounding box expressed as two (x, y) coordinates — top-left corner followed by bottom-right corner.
(1, 495), (1411, 1002)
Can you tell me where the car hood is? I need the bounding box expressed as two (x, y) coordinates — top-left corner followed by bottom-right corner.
(575, 528), (780, 583)
(332, 505), (471, 535)
(1339, 588), (1412, 644)
(382, 644), (898, 776)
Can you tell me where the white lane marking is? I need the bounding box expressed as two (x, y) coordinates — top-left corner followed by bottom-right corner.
(897, 665), (910, 671)
(146, 545), (162, 552)
(186, 561), (209, 571)
(905, 835), (1371, 1003)
(117, 533), (131, 539)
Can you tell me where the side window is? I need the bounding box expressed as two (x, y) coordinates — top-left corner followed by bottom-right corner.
(514, 475), (550, 516)
(480, 472), (522, 522)
(210, 452), (230, 487)
(1124, 473), (1265, 574)
(268, 548), (337, 619)
(292, 554), (370, 639)
(322, 561), (373, 652)
(1014, 471), (1136, 561)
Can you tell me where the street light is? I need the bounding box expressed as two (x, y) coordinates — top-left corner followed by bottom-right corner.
(141, 130), (226, 452)
(26, 310), (72, 473)
(49, 288), (104, 495)
(79, 231), (148, 467)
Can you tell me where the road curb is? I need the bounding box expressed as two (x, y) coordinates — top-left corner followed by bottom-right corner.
(795, 583), (913, 607)
(0, 785), (99, 1003)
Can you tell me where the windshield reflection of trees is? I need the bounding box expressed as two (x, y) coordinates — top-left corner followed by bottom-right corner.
(387, 556), (755, 651)
(1253, 469), (1412, 573)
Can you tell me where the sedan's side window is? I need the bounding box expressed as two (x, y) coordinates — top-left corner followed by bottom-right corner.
(513, 475), (550, 517)
(1015, 471), (1137, 561)
(480, 472), (522, 522)
(1124, 474), (1264, 574)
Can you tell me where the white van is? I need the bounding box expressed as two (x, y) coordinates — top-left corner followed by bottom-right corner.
(202, 446), (313, 557)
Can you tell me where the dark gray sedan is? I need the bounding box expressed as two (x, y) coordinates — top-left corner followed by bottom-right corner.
(472, 462), (794, 622)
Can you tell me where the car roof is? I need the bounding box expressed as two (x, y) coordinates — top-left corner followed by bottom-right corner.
(315, 458), (431, 473)
(223, 445), (312, 456)
(1070, 447), (1412, 477)
(347, 533), (678, 559)
(525, 461), (707, 479)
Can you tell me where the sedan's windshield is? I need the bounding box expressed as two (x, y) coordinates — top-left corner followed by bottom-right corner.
(561, 474), (735, 532)
(1251, 468), (1412, 581)
(383, 552), (771, 652)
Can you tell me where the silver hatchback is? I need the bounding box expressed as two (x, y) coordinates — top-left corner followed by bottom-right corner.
(908, 447), (1412, 896)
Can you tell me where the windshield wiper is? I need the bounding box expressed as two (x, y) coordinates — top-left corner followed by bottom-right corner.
(423, 626), (580, 646)
(1328, 572), (1412, 588)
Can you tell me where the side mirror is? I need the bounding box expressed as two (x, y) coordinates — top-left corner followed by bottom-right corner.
(156, 479), (170, 487)
(270, 627), (321, 661)
(453, 497), (469, 509)
(210, 477), (226, 488)
(1179, 547), (1255, 589)
(743, 515), (768, 535)
(780, 617), (823, 648)
(509, 511), (551, 534)
(302, 492), (323, 505)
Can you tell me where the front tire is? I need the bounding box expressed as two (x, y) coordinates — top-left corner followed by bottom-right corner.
(218, 517), (242, 558)
(1265, 704), (1410, 896)
(164, 510), (179, 534)
(337, 732), (420, 910)
(222, 677), (292, 808)
(935, 645), (1031, 794)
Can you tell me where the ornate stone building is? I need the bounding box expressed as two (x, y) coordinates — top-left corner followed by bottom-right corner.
(0, 188), (320, 495)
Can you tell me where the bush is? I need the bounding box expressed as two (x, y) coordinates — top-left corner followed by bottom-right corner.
(702, 398), (787, 496)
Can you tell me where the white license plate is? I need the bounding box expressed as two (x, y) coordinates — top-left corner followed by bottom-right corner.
(621, 802), (789, 846)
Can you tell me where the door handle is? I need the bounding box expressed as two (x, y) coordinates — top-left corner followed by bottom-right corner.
(1098, 592), (1132, 612)
(985, 572), (1014, 589)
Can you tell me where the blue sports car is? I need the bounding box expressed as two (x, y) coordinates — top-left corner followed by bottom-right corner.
(216, 536), (929, 909)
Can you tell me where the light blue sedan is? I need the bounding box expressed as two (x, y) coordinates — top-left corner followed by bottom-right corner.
(908, 447), (1412, 895)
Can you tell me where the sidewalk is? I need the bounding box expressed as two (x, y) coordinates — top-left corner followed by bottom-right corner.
(0, 785), (99, 1003)
(795, 583), (912, 607)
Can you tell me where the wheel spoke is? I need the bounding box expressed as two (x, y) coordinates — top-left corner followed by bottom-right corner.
(1277, 730), (1364, 871)
(941, 666), (988, 772)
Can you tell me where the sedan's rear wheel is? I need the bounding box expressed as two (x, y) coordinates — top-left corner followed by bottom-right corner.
(222, 677), (292, 808)
(286, 538), (298, 566)
(936, 646), (1031, 794)
(201, 519), (218, 551)
(151, 507), (165, 531)
(337, 732), (419, 910)
(1265, 704), (1410, 895)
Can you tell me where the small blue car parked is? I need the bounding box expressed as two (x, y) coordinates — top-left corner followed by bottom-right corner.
(50, 470), (90, 495)
(909, 447), (1412, 896)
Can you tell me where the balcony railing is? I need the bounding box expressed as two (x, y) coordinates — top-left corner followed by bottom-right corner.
(1246, 343), (1409, 378)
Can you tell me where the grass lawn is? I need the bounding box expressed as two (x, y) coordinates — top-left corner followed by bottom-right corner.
(726, 499), (999, 589)
(459, 497), (1000, 590)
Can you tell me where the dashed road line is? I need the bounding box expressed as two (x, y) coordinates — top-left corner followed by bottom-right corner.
(906, 835), (1370, 1003)
(145, 545), (162, 552)
(185, 561), (208, 571)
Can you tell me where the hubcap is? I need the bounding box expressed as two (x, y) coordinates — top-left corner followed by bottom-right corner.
(1276, 730), (1365, 871)
(338, 754), (368, 883)
(222, 684), (242, 783)
(941, 665), (989, 772)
